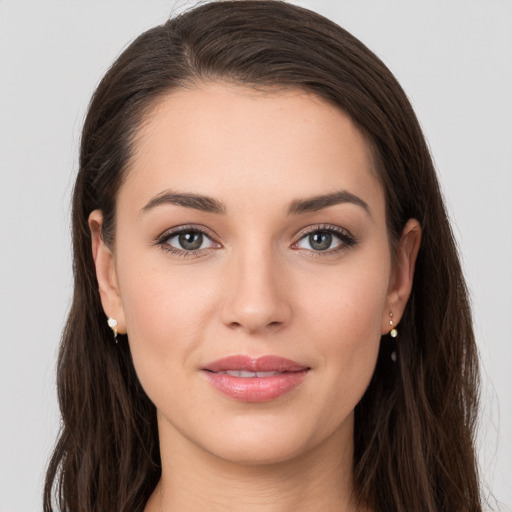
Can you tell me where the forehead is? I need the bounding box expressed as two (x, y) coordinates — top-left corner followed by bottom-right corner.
(122, 83), (384, 217)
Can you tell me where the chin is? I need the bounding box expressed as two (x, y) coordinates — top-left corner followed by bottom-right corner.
(188, 409), (351, 468)
(205, 432), (312, 467)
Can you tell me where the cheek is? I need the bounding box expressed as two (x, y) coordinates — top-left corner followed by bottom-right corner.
(115, 250), (219, 390)
(297, 249), (389, 406)
(299, 246), (390, 341)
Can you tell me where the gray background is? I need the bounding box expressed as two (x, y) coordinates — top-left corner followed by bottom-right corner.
(1, 1), (511, 510)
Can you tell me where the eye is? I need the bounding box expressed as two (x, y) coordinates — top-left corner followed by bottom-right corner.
(293, 225), (356, 253)
(168, 230), (213, 251)
(156, 226), (220, 257)
(297, 231), (339, 251)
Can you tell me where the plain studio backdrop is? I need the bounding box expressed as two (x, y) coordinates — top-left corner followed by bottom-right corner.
(0, 1), (511, 510)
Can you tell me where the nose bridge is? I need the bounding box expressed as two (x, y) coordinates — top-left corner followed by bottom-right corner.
(221, 236), (291, 333)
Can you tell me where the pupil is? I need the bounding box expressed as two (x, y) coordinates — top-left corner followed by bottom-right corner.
(179, 232), (203, 250)
(310, 232), (332, 251)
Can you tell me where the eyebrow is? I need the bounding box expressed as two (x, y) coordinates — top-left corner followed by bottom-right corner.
(286, 190), (371, 216)
(140, 189), (370, 217)
(141, 191), (226, 215)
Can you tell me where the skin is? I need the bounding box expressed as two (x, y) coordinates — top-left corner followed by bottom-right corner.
(90, 83), (421, 511)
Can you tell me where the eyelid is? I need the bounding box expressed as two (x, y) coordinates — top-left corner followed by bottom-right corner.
(155, 224), (222, 258)
(155, 224), (220, 244)
(291, 223), (357, 253)
(154, 222), (357, 259)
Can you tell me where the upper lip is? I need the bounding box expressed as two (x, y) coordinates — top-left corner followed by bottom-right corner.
(203, 355), (309, 373)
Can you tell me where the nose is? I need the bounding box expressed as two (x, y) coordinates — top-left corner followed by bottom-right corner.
(220, 245), (292, 334)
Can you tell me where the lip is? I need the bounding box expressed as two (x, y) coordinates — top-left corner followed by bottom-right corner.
(202, 355), (310, 402)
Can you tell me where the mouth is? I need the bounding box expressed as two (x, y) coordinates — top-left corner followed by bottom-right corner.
(211, 370), (285, 377)
(202, 355), (310, 402)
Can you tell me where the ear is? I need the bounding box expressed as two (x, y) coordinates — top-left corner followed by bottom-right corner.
(381, 218), (422, 335)
(88, 210), (126, 335)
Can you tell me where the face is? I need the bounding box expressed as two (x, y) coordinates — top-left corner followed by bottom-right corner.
(91, 83), (418, 466)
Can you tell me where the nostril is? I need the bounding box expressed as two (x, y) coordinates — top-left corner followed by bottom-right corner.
(220, 286), (292, 332)
(226, 319), (283, 333)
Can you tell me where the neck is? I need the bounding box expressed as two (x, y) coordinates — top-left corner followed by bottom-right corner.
(145, 415), (362, 512)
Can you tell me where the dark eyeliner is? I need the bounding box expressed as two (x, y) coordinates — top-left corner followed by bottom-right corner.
(155, 225), (219, 258)
(294, 224), (358, 254)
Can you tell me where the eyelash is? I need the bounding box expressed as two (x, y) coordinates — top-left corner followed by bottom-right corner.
(155, 224), (219, 259)
(294, 224), (357, 257)
(155, 224), (357, 259)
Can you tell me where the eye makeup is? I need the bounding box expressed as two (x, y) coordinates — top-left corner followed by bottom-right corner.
(155, 224), (221, 259)
(292, 223), (358, 257)
(154, 222), (358, 259)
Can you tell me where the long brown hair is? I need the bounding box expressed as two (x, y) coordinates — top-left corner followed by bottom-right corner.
(44, 2), (482, 511)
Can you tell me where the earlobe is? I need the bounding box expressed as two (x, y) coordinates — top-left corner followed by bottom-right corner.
(88, 210), (126, 334)
(382, 218), (422, 334)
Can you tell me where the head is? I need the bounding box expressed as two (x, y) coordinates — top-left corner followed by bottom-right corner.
(45, 2), (481, 512)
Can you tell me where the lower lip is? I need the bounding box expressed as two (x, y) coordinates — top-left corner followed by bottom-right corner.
(202, 370), (309, 402)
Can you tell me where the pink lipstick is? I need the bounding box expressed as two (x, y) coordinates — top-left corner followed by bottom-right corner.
(202, 355), (310, 402)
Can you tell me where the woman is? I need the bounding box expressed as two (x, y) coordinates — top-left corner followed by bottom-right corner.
(44, 1), (483, 511)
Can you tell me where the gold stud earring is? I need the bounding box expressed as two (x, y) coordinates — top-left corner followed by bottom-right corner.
(107, 317), (118, 343)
